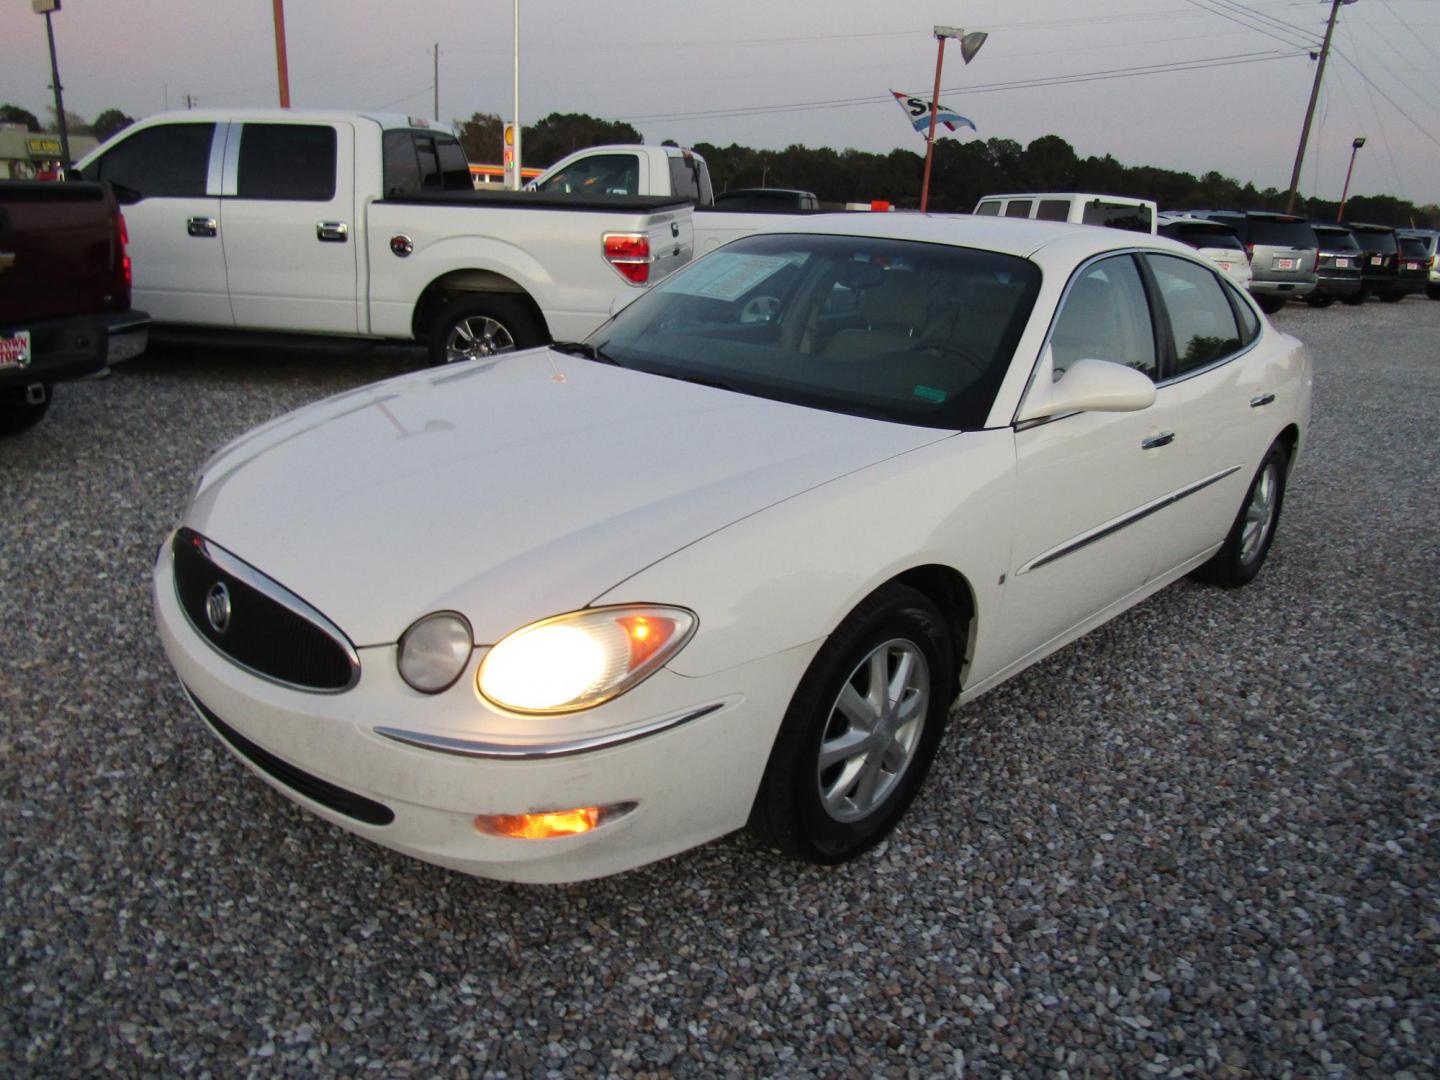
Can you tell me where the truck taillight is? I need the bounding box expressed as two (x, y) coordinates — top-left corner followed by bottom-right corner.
(603, 233), (652, 285)
(118, 211), (132, 288)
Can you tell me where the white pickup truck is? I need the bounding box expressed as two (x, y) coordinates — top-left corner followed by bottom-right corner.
(529, 144), (819, 256)
(75, 111), (695, 362)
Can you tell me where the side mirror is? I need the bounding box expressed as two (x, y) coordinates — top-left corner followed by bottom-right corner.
(1016, 352), (1155, 423)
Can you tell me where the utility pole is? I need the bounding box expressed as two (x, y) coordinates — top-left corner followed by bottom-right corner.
(433, 43), (440, 122)
(33, 1), (71, 165)
(272, 0), (292, 108)
(1286, 0), (1356, 215)
(184, 94), (195, 110)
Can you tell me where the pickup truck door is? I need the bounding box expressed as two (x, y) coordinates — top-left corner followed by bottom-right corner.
(220, 121), (359, 334)
(79, 120), (233, 326)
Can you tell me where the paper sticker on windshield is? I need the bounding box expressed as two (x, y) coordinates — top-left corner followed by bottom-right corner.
(668, 253), (798, 302)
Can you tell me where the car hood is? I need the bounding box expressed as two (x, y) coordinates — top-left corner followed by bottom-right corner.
(186, 350), (950, 646)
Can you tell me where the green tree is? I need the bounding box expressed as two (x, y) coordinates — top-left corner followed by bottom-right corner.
(523, 112), (642, 168)
(0, 103), (41, 132)
(455, 111), (503, 162)
(92, 108), (135, 142)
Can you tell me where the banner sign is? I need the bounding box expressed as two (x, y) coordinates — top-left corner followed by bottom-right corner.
(891, 90), (976, 136)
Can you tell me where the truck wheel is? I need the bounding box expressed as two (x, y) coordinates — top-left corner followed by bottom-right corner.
(428, 294), (545, 366)
(0, 384), (53, 436)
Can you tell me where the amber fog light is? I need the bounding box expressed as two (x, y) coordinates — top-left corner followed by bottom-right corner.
(475, 802), (636, 840)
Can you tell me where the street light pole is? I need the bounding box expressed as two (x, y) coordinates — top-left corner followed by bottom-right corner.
(33, 1), (70, 164)
(1336, 136), (1365, 222)
(511, 0), (522, 190)
(1285, 0), (1356, 215)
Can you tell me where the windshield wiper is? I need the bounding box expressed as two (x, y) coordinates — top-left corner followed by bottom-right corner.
(550, 340), (620, 365)
(665, 372), (741, 393)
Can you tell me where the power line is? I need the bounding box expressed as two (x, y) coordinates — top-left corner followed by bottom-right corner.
(1177, 0), (1314, 51)
(619, 50), (1301, 126)
(1332, 43), (1440, 150)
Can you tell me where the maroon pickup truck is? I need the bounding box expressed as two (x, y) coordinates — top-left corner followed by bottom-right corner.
(0, 181), (149, 434)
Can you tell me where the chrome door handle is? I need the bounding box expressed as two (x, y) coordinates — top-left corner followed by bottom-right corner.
(187, 216), (218, 238)
(1141, 431), (1175, 450)
(1249, 392), (1275, 408)
(316, 221), (349, 243)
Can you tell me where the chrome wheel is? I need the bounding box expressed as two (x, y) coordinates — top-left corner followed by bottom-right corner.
(817, 638), (930, 823)
(1240, 460), (1279, 565)
(444, 316), (515, 363)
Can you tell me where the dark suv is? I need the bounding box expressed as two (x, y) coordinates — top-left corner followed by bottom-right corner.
(1307, 224), (1364, 307)
(1399, 229), (1440, 299)
(1345, 224), (1401, 304)
(1203, 211), (1319, 313)
(1389, 233), (1431, 301)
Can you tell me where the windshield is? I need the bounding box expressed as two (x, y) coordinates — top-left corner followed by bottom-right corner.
(588, 233), (1041, 430)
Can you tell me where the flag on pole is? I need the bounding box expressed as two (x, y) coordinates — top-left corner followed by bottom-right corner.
(890, 90), (976, 136)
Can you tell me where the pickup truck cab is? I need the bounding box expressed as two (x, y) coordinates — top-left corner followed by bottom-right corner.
(76, 111), (694, 362)
(528, 144), (714, 205)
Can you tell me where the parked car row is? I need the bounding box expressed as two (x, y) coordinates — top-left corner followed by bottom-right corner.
(1157, 209), (1437, 312)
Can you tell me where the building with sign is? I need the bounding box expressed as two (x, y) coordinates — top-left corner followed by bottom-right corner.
(0, 125), (98, 178)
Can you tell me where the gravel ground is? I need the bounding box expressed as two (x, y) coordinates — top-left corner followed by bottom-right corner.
(2, 300), (1437, 1077)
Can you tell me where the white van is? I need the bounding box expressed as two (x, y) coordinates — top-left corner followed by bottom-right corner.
(973, 192), (1157, 234)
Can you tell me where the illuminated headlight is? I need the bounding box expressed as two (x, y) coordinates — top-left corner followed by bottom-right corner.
(397, 611), (474, 693)
(477, 605), (696, 713)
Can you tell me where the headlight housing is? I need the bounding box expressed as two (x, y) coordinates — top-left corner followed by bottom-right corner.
(397, 611), (474, 693)
(477, 605), (697, 714)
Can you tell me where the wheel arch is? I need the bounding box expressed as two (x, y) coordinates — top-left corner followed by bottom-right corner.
(410, 269), (551, 343)
(886, 563), (977, 703)
(1275, 422), (1301, 472)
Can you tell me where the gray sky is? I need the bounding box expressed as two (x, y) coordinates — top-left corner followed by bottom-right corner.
(4, 0), (1438, 204)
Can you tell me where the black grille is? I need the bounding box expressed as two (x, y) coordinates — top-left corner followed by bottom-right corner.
(187, 688), (394, 827)
(173, 529), (358, 691)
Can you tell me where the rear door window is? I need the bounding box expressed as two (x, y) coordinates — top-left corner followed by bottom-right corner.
(1146, 254), (1243, 377)
(81, 122), (214, 200)
(1003, 200), (1034, 219)
(236, 124), (337, 201)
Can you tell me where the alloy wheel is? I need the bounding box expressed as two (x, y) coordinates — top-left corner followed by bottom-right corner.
(445, 316), (515, 363)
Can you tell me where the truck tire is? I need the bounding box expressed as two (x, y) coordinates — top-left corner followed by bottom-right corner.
(427, 294), (545, 366)
(0, 384), (53, 436)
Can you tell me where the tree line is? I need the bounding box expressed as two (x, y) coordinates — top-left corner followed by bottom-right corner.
(456, 111), (1438, 229)
(8, 99), (1432, 228)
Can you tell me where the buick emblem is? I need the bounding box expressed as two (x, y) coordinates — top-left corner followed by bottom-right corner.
(205, 581), (232, 634)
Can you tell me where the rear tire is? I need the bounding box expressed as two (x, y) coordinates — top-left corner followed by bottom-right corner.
(1192, 442), (1288, 588)
(426, 293), (545, 366)
(1305, 295), (1334, 309)
(1427, 285), (1440, 301)
(1378, 290), (1404, 303)
(749, 583), (954, 864)
(1256, 296), (1286, 315)
(0, 384), (52, 436)
(1342, 287), (1367, 306)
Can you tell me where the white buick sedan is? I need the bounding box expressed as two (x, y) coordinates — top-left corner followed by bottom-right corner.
(154, 215), (1311, 883)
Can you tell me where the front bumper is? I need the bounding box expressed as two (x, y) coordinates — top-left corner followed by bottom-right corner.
(153, 536), (812, 883)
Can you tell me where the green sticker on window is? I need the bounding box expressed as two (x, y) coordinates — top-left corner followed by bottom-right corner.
(912, 384), (947, 403)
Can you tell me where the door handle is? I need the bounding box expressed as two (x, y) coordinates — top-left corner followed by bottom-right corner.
(316, 221), (349, 243)
(1141, 431), (1175, 450)
(187, 217), (218, 238)
(1249, 392), (1275, 408)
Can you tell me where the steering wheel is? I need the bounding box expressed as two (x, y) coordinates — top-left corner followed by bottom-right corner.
(740, 295), (782, 324)
(907, 338), (990, 378)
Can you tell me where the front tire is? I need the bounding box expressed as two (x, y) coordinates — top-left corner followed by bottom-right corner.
(427, 293), (545, 366)
(0, 384), (52, 436)
(749, 583), (954, 864)
(1193, 442), (1288, 588)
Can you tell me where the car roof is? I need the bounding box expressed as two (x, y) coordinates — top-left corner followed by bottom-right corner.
(747, 212), (1196, 262)
(101, 108), (454, 134)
